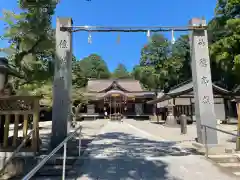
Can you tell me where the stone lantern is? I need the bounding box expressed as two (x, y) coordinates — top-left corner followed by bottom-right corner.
(165, 99), (177, 126)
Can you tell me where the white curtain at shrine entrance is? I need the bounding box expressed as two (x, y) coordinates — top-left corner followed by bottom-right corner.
(135, 103), (143, 115)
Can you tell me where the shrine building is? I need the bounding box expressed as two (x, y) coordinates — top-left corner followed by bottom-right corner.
(80, 79), (155, 119)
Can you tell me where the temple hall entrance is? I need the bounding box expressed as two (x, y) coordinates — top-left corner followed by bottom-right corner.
(103, 90), (127, 119)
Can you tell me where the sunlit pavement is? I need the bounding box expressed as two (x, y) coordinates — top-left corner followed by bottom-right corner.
(75, 120), (238, 180)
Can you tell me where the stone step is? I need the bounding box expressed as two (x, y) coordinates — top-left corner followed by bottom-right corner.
(7, 155), (81, 179)
(218, 162), (240, 167)
(12, 167), (77, 179)
(32, 176), (76, 180)
(208, 154), (240, 163)
(217, 162), (240, 175)
(36, 155), (79, 165)
(219, 166), (240, 175)
(39, 139), (92, 153)
(6, 165), (77, 179)
(39, 148), (86, 157)
(40, 145), (85, 150)
(36, 165), (76, 176)
(233, 171), (240, 176)
(208, 154), (240, 176)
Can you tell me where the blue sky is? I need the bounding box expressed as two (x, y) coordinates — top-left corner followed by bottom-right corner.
(0, 0), (217, 71)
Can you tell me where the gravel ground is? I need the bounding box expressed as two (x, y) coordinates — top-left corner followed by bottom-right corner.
(75, 120), (237, 180)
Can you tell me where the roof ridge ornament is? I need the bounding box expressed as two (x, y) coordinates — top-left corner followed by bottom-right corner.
(112, 81), (117, 89)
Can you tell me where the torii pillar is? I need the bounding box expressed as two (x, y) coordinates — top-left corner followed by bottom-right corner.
(51, 17), (73, 148)
(189, 18), (218, 145)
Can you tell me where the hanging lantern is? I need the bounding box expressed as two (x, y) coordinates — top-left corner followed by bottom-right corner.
(88, 32), (92, 44)
(171, 29), (175, 45)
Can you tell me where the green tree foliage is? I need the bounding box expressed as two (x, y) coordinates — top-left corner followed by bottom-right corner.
(1, 0), (111, 105)
(112, 63), (130, 79)
(72, 54), (111, 88)
(78, 54), (111, 79)
(71, 54), (110, 105)
(0, 0), (58, 106)
(72, 55), (88, 88)
(72, 53), (110, 105)
(133, 34), (183, 91)
(16, 81), (53, 106)
(208, 0), (240, 89)
(72, 85), (88, 106)
(132, 65), (158, 90)
(1, 0), (57, 87)
(172, 35), (191, 83)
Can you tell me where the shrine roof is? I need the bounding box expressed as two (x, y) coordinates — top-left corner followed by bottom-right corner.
(167, 80), (230, 96)
(85, 91), (155, 100)
(86, 79), (144, 92)
(233, 85), (240, 93)
(147, 80), (231, 104)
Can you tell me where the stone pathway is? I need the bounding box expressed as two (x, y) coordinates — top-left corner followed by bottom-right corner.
(38, 119), (107, 151)
(123, 119), (240, 178)
(124, 119), (238, 150)
(75, 120), (237, 180)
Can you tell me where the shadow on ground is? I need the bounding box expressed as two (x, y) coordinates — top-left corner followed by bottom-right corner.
(227, 136), (237, 143)
(77, 132), (190, 180)
(150, 121), (165, 125)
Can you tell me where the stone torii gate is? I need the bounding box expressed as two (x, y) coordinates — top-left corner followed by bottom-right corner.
(51, 17), (218, 148)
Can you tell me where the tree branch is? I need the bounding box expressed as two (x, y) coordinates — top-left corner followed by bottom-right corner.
(14, 35), (45, 66)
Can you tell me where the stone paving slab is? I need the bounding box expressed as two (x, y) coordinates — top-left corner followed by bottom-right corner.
(38, 119), (107, 150)
(74, 120), (237, 180)
(124, 119), (238, 151)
